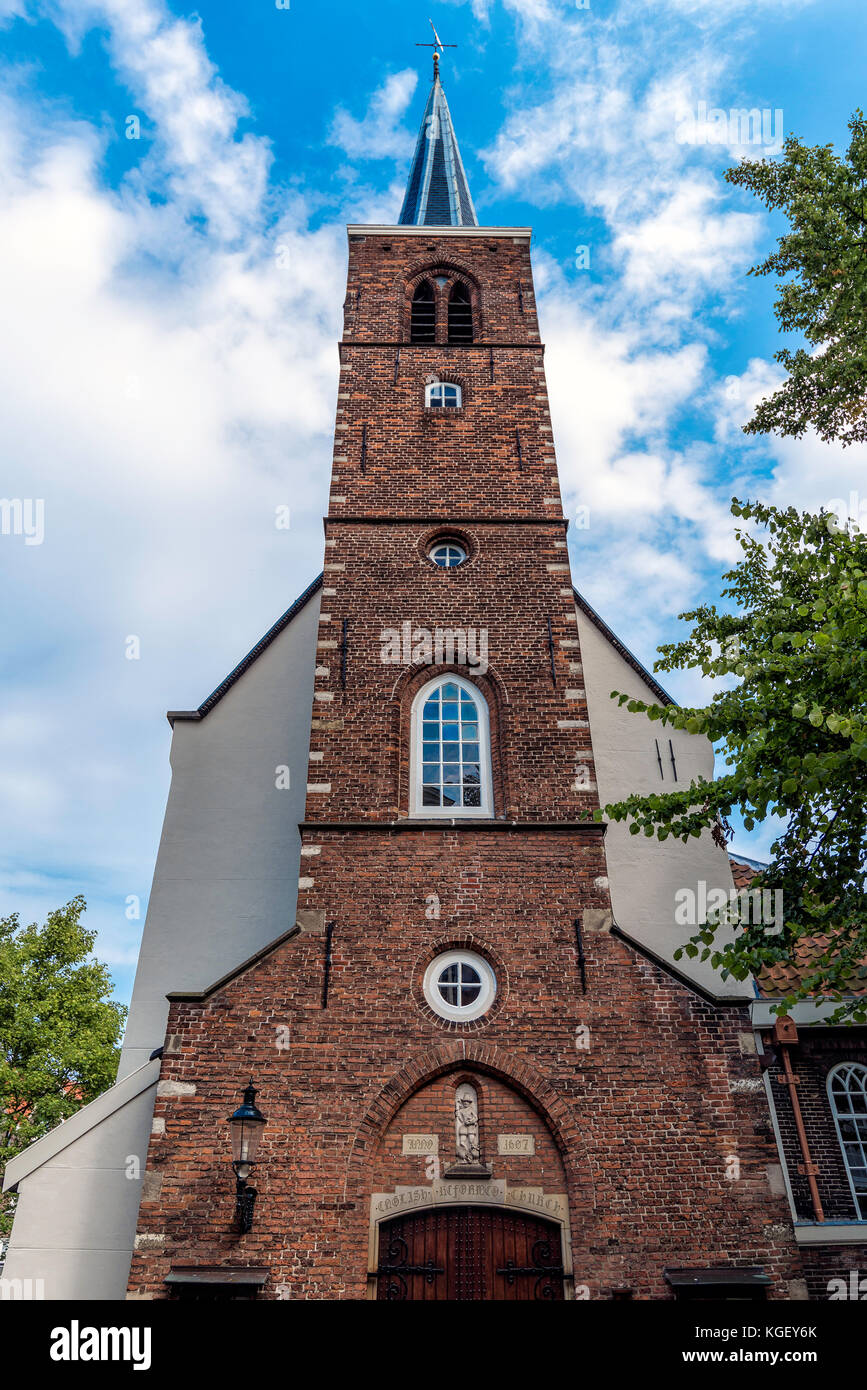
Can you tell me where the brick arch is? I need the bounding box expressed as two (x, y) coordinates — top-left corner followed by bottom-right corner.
(415, 522), (480, 567)
(344, 1041), (595, 1210)
(401, 262), (482, 343)
(419, 366), (470, 409)
(385, 661), (513, 816)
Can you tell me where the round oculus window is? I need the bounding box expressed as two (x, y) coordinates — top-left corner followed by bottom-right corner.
(429, 540), (467, 568)
(423, 950), (496, 1022)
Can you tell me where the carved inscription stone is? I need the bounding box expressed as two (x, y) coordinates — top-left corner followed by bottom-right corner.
(432, 1178), (507, 1205)
(504, 1188), (568, 1222)
(370, 1184), (568, 1224)
(497, 1134), (535, 1156)
(401, 1134), (438, 1155)
(370, 1188), (433, 1221)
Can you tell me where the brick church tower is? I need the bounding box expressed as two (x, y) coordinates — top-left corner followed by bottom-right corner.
(117, 59), (807, 1301)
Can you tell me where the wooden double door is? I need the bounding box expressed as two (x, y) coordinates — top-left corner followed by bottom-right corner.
(375, 1206), (565, 1301)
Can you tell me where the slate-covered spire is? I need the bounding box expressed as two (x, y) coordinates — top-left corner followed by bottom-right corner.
(399, 57), (478, 227)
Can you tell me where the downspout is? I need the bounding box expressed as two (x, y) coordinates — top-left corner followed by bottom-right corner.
(772, 1015), (824, 1222)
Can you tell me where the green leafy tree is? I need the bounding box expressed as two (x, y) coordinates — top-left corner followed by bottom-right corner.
(0, 897), (126, 1238)
(599, 500), (867, 1021)
(725, 110), (867, 446)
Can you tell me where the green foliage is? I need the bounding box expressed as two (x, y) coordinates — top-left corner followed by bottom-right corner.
(598, 500), (867, 1021)
(0, 898), (126, 1238)
(725, 110), (867, 446)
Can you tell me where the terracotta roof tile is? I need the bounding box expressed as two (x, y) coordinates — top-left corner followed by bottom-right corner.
(727, 857), (866, 997)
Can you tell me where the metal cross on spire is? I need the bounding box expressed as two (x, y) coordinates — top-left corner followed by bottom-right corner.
(399, 18), (477, 226)
(416, 18), (457, 79)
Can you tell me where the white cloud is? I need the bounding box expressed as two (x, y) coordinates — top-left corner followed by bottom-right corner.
(329, 69), (418, 161)
(0, 0), (351, 993)
(612, 178), (759, 311)
(658, 0), (814, 14)
(537, 268), (742, 634)
(712, 357), (867, 521)
(439, 0), (495, 23)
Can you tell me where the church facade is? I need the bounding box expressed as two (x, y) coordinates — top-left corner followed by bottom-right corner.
(4, 61), (865, 1302)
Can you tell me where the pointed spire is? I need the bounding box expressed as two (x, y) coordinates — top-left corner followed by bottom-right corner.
(399, 62), (478, 227)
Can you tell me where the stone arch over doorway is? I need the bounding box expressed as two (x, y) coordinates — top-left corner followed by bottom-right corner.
(346, 1041), (592, 1197)
(346, 1043), (590, 1300)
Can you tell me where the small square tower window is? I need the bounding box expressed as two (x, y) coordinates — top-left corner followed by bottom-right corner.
(426, 382), (462, 410)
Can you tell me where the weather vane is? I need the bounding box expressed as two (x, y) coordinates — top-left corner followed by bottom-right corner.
(416, 17), (457, 79)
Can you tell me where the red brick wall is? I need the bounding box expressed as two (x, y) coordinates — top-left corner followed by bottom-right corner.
(314, 523), (596, 822)
(344, 232), (538, 345)
(127, 840), (803, 1300)
(371, 1071), (568, 1191)
(334, 234), (553, 521)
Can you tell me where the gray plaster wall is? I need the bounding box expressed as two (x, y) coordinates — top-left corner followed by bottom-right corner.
(576, 605), (750, 1001)
(1, 1061), (159, 1300)
(119, 588), (320, 1077)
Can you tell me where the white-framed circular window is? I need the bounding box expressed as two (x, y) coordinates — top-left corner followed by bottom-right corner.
(423, 950), (496, 1022)
(429, 540), (467, 568)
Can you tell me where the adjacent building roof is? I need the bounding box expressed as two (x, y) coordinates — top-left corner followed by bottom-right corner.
(398, 69), (478, 227)
(2, 1056), (161, 1191)
(759, 935), (867, 1000)
(727, 856), (867, 1001)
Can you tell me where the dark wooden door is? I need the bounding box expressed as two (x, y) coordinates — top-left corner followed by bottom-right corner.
(375, 1206), (565, 1300)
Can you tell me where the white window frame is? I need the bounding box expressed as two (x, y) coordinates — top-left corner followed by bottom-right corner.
(423, 949), (496, 1022)
(429, 540), (467, 568)
(425, 381), (462, 410)
(410, 674), (493, 819)
(827, 1062), (867, 1220)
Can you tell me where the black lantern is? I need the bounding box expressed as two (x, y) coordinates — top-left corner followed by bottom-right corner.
(228, 1079), (267, 1233)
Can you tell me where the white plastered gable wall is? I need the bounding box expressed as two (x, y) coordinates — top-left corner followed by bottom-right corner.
(2, 588), (321, 1299)
(575, 599), (749, 1001)
(118, 585), (321, 1078)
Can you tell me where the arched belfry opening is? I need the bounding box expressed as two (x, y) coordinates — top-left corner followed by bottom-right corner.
(448, 281), (473, 342)
(410, 281), (436, 342)
(407, 272), (477, 345)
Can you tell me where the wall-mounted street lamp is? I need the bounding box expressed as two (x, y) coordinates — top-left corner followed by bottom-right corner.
(228, 1079), (267, 1234)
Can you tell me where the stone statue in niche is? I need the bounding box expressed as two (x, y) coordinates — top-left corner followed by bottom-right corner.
(455, 1083), (481, 1163)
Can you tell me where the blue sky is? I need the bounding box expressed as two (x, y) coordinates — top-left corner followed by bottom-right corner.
(1, 0), (865, 1011)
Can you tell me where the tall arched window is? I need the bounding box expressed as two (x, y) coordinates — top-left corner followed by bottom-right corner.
(411, 675), (492, 817)
(448, 282), (473, 343)
(827, 1062), (867, 1218)
(411, 282), (436, 343)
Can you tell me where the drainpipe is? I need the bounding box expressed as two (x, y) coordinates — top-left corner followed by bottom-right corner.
(772, 1015), (824, 1223)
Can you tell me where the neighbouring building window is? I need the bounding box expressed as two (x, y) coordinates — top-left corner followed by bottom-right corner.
(827, 1062), (867, 1218)
(411, 675), (492, 817)
(426, 381), (462, 410)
